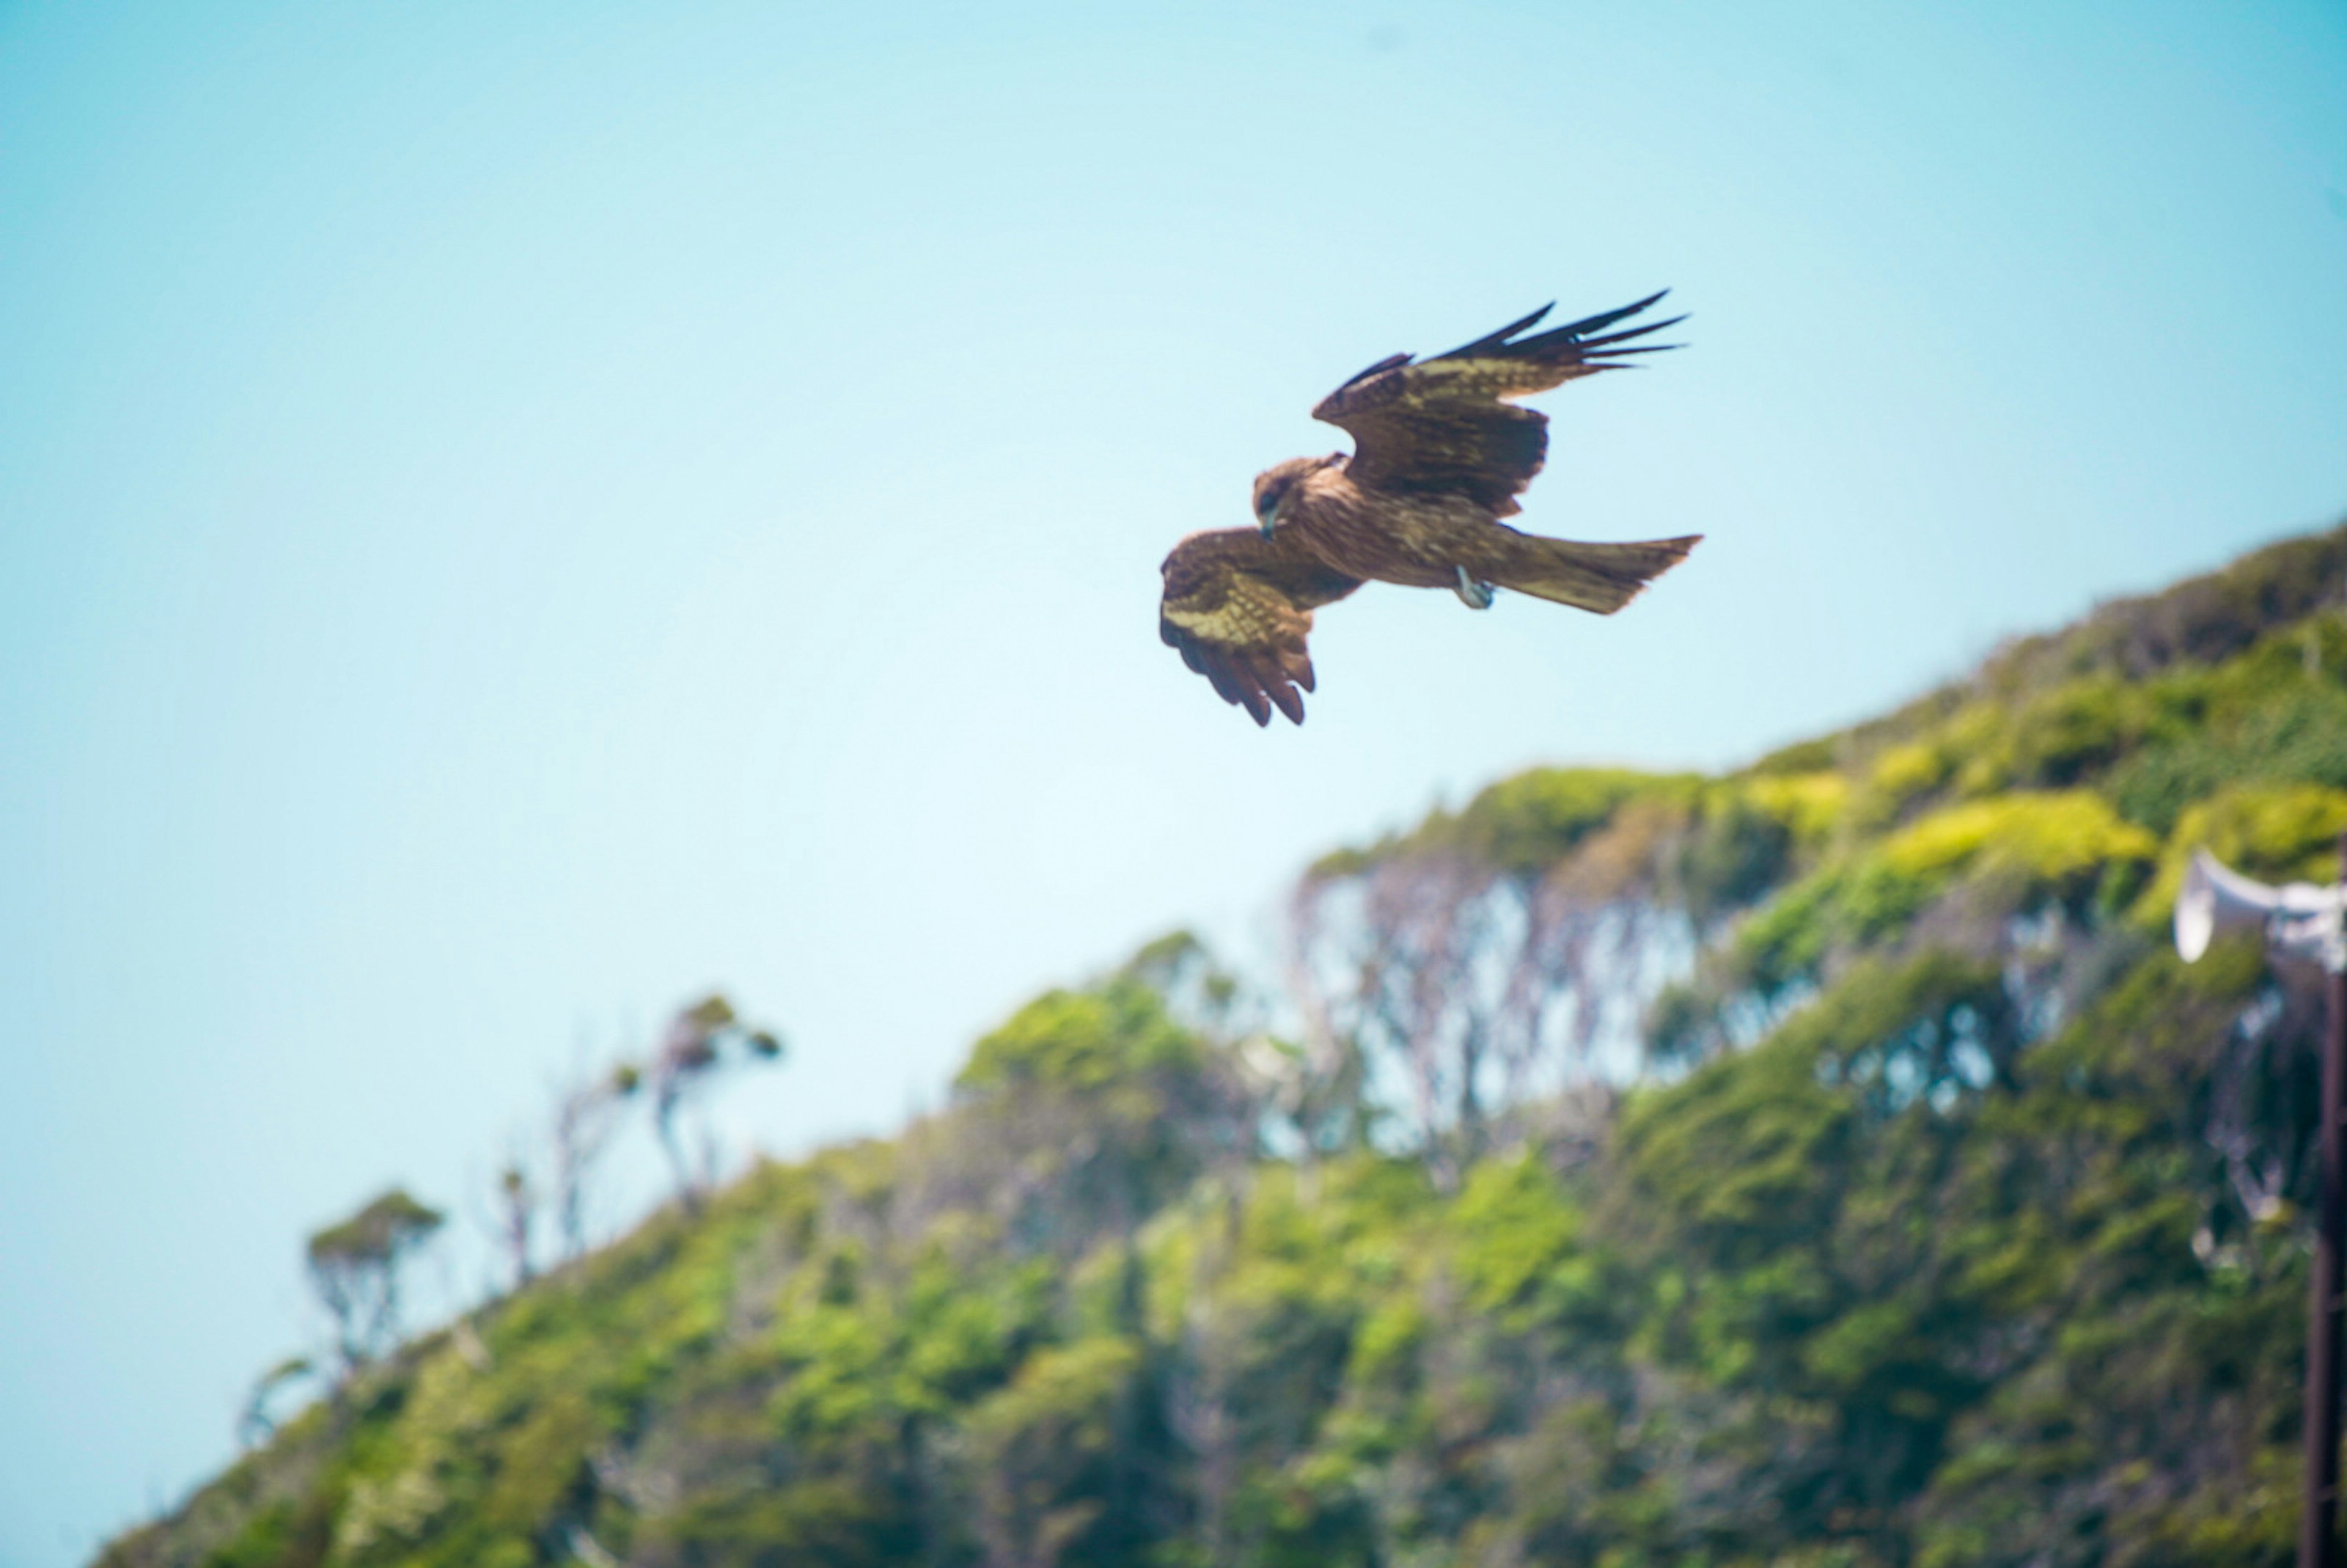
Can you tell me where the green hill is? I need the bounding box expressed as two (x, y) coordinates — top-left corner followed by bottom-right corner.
(104, 523), (2347, 1568)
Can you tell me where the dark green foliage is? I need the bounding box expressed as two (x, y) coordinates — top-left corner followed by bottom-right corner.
(1669, 789), (1797, 920)
(1898, 940), (2312, 1566)
(2110, 680), (2347, 834)
(636, 1480), (915, 1568)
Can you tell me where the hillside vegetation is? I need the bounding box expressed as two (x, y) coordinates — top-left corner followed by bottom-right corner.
(105, 523), (2347, 1568)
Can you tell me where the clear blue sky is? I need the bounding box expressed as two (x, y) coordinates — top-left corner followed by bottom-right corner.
(2, 1), (2343, 1560)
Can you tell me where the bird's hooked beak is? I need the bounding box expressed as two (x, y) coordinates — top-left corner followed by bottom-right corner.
(1256, 493), (1282, 539)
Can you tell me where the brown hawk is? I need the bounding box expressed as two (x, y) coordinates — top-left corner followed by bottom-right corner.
(1159, 293), (1700, 725)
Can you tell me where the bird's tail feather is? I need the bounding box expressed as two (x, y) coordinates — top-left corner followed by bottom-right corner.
(1467, 532), (1702, 614)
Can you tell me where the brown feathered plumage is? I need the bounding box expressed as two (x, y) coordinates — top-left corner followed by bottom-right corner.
(1159, 293), (1702, 725)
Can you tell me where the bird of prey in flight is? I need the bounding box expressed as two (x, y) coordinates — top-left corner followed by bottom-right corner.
(1158, 292), (1700, 725)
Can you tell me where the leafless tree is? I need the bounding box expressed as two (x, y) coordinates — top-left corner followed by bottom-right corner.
(1288, 801), (1692, 1178)
(493, 1160), (536, 1289)
(548, 1058), (638, 1262)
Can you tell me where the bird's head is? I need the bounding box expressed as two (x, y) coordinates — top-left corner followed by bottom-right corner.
(1251, 454), (1340, 538)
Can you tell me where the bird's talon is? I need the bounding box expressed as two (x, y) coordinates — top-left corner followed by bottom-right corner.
(1455, 567), (1496, 610)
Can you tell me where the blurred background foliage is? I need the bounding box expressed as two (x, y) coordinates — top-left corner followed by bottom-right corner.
(105, 522), (2347, 1568)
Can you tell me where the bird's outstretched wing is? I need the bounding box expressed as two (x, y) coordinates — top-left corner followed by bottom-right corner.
(1312, 292), (1683, 517)
(1160, 529), (1364, 726)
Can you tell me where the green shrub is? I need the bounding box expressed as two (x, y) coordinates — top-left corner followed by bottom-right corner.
(2109, 683), (2347, 833)
(2132, 782), (2347, 924)
(956, 980), (1199, 1097)
(1733, 794), (2155, 989)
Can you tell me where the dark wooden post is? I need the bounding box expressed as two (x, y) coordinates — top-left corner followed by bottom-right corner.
(2302, 832), (2347, 1568)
